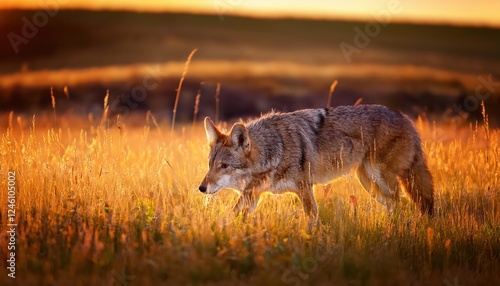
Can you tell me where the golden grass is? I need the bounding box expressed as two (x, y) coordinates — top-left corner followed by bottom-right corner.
(0, 113), (499, 285)
(171, 49), (198, 135)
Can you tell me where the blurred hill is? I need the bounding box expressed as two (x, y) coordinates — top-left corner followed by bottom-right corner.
(1, 9), (500, 125)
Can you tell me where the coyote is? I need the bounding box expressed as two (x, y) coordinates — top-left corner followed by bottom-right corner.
(198, 105), (434, 219)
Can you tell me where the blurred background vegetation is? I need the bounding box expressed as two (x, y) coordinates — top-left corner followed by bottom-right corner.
(0, 9), (499, 127)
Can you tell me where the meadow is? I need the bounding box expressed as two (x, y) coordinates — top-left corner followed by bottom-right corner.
(1, 7), (499, 286)
(0, 103), (499, 285)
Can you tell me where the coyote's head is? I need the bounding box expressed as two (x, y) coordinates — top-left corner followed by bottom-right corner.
(198, 117), (252, 194)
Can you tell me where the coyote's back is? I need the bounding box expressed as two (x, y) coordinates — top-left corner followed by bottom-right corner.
(199, 105), (434, 218)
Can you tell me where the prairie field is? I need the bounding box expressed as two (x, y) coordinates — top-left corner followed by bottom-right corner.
(1, 6), (500, 286)
(0, 109), (499, 286)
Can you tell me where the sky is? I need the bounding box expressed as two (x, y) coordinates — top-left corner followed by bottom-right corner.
(1, 0), (499, 28)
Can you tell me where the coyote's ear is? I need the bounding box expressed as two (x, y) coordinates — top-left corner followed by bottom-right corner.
(204, 117), (222, 147)
(229, 123), (250, 154)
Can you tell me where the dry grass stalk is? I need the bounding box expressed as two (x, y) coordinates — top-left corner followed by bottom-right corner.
(326, 80), (338, 108)
(481, 101), (490, 141)
(215, 82), (221, 124)
(8, 111), (13, 132)
(193, 89), (201, 127)
(16, 115), (24, 137)
(101, 90), (109, 129)
(116, 114), (122, 135)
(354, 98), (363, 106)
(481, 101), (490, 162)
(50, 87), (57, 129)
(31, 114), (36, 133)
(171, 48), (198, 135)
(63, 85), (70, 99)
(147, 111), (163, 140)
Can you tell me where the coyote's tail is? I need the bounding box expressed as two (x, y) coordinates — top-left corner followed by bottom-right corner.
(401, 146), (434, 216)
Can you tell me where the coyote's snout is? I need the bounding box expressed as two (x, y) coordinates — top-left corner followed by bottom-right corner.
(199, 105), (434, 219)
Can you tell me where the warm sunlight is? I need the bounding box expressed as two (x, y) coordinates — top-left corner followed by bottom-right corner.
(1, 0), (500, 27)
(1, 0), (500, 283)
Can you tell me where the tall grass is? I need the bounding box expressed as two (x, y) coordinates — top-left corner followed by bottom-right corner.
(171, 49), (198, 136)
(0, 113), (499, 285)
(326, 80), (337, 108)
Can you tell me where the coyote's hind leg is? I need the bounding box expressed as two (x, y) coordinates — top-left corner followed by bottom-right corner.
(356, 163), (400, 214)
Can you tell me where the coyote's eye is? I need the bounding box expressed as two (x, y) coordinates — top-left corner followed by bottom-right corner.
(220, 163), (228, 169)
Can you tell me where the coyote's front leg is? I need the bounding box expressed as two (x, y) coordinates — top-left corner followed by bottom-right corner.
(294, 182), (318, 219)
(233, 189), (260, 221)
(294, 182), (319, 233)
